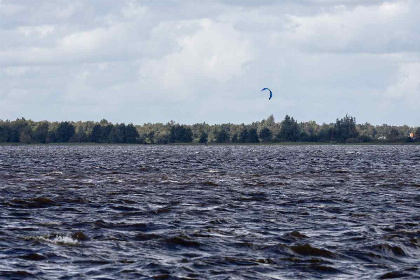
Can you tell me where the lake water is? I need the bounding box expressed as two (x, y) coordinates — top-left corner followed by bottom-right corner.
(0, 145), (419, 279)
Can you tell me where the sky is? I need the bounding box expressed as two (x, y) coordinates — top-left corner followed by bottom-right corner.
(0, 0), (419, 126)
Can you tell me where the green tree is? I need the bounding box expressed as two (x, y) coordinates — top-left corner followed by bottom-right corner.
(146, 131), (155, 144)
(214, 128), (229, 143)
(278, 115), (300, 142)
(109, 124), (127, 143)
(199, 131), (208, 143)
(317, 124), (333, 142)
(169, 125), (193, 143)
(239, 128), (248, 143)
(0, 123), (11, 142)
(259, 127), (272, 142)
(231, 133), (239, 143)
(99, 124), (113, 143)
(33, 122), (49, 143)
(20, 126), (33, 144)
(332, 115), (358, 142)
(56, 121), (75, 142)
(415, 127), (420, 141)
(90, 124), (102, 143)
(247, 128), (259, 143)
(10, 118), (29, 142)
(387, 128), (400, 142)
(47, 129), (57, 143)
(72, 126), (89, 142)
(125, 124), (140, 143)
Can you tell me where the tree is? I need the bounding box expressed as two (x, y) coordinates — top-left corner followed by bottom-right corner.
(231, 133), (239, 143)
(125, 124), (140, 143)
(72, 126), (89, 142)
(169, 125), (193, 143)
(259, 127), (272, 142)
(214, 128), (229, 143)
(387, 128), (400, 142)
(20, 126), (33, 144)
(47, 129), (57, 143)
(146, 131), (155, 144)
(239, 128), (248, 143)
(415, 127), (420, 141)
(9, 118), (29, 142)
(278, 115), (300, 142)
(109, 123), (126, 143)
(99, 124), (113, 143)
(0, 124), (11, 143)
(199, 131), (208, 143)
(332, 115), (359, 142)
(247, 128), (259, 143)
(90, 124), (102, 143)
(55, 122), (75, 142)
(300, 121), (319, 142)
(33, 122), (49, 143)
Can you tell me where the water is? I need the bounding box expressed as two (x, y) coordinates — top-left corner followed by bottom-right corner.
(0, 145), (419, 279)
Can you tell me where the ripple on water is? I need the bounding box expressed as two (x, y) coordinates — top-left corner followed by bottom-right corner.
(0, 145), (419, 279)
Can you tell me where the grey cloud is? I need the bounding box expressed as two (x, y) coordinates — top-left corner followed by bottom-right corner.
(0, 0), (419, 126)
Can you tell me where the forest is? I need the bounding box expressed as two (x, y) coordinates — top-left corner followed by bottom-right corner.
(0, 115), (419, 144)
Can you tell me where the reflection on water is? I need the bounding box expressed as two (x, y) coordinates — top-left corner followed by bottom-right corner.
(0, 145), (419, 279)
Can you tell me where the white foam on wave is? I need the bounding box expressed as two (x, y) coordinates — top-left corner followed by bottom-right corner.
(27, 235), (80, 246)
(50, 235), (79, 245)
(206, 169), (219, 173)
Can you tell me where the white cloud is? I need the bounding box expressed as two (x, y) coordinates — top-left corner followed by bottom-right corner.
(386, 63), (420, 106)
(17, 25), (55, 37)
(139, 18), (254, 100)
(0, 0), (419, 125)
(283, 1), (418, 53)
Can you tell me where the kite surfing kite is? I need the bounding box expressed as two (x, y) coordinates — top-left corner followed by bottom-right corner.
(261, 88), (272, 100)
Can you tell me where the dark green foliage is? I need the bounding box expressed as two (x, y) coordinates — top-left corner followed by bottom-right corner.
(155, 133), (169, 144)
(72, 127), (89, 143)
(199, 131), (208, 143)
(55, 122), (75, 142)
(332, 115), (359, 142)
(47, 129), (57, 143)
(415, 127), (420, 141)
(0, 116), (416, 144)
(109, 124), (126, 143)
(90, 124), (102, 143)
(20, 126), (33, 144)
(357, 135), (373, 143)
(214, 128), (229, 143)
(231, 133), (239, 143)
(259, 127), (272, 142)
(125, 124), (141, 143)
(247, 128), (259, 143)
(169, 125), (193, 143)
(9, 118), (29, 142)
(318, 125), (333, 142)
(89, 124), (114, 143)
(239, 128), (248, 143)
(0, 124), (11, 142)
(100, 124), (113, 143)
(145, 131), (155, 144)
(278, 115), (300, 142)
(387, 128), (401, 142)
(33, 122), (49, 143)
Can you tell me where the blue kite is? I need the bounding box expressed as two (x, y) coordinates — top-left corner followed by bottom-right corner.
(261, 88), (272, 100)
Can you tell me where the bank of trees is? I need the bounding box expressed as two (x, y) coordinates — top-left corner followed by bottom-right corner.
(0, 115), (418, 144)
(0, 119), (141, 144)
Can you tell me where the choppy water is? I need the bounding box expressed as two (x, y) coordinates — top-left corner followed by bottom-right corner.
(0, 145), (419, 279)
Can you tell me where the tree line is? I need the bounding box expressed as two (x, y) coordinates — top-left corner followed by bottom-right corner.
(0, 115), (419, 144)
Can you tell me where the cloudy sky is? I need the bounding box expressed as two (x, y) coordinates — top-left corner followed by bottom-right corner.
(0, 0), (419, 126)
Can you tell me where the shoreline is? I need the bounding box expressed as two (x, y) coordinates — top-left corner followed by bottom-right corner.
(1, 142), (419, 146)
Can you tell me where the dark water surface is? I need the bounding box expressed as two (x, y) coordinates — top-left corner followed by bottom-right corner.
(0, 145), (419, 279)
